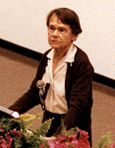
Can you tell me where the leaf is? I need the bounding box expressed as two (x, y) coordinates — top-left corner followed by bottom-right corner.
(19, 113), (38, 128)
(95, 132), (113, 148)
(35, 118), (53, 137)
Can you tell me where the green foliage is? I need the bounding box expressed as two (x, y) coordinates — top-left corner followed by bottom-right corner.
(61, 127), (79, 137)
(0, 117), (25, 132)
(34, 118), (52, 137)
(24, 118), (53, 148)
(19, 113), (39, 128)
(95, 132), (113, 148)
(0, 114), (53, 148)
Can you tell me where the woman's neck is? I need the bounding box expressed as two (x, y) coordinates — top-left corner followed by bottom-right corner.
(53, 43), (73, 59)
(54, 49), (67, 60)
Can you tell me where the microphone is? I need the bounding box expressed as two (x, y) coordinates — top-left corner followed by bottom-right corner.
(36, 80), (50, 110)
(0, 105), (19, 118)
(37, 80), (46, 96)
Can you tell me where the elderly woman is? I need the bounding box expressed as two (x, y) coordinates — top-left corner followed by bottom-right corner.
(9, 7), (94, 146)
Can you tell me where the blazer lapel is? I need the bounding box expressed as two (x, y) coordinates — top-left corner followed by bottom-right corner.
(65, 63), (73, 105)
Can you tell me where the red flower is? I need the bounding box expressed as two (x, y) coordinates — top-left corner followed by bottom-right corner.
(0, 137), (12, 148)
(11, 129), (22, 138)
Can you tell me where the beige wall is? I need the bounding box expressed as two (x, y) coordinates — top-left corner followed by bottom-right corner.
(0, 0), (115, 79)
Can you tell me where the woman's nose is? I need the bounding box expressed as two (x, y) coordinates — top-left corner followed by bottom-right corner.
(53, 29), (59, 36)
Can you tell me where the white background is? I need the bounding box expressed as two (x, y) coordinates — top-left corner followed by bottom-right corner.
(0, 0), (115, 80)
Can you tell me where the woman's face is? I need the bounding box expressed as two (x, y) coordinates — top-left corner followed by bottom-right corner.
(48, 14), (76, 52)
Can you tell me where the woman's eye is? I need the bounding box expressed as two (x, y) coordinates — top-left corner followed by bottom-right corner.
(49, 26), (55, 31)
(59, 28), (65, 32)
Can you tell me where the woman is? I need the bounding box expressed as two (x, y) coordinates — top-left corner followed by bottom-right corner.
(9, 7), (94, 145)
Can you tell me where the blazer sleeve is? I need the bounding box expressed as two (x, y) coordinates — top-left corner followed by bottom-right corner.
(64, 50), (94, 130)
(9, 50), (50, 115)
(9, 77), (40, 114)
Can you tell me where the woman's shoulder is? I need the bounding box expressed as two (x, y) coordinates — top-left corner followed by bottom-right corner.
(74, 45), (94, 69)
(75, 45), (90, 61)
(75, 45), (88, 59)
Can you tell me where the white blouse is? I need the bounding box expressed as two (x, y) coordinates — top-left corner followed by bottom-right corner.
(42, 44), (77, 114)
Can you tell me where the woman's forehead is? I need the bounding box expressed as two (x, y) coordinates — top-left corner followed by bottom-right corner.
(49, 14), (69, 27)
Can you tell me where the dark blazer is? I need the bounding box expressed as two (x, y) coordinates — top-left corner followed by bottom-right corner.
(9, 45), (94, 141)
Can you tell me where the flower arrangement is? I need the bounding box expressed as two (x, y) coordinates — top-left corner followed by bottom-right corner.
(41, 128), (90, 148)
(0, 114), (114, 148)
(0, 114), (51, 148)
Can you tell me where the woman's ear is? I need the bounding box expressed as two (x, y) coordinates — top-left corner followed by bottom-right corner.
(72, 34), (78, 42)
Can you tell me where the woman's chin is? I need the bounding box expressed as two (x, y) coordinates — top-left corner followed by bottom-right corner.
(50, 45), (60, 50)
